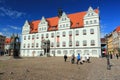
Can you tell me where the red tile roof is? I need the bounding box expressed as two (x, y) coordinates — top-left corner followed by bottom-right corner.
(29, 9), (98, 33)
(5, 38), (11, 44)
(116, 26), (120, 32)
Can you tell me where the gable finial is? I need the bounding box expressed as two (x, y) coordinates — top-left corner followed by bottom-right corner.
(58, 8), (63, 18)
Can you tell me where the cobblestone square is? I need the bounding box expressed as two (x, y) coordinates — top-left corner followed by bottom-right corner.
(0, 56), (120, 80)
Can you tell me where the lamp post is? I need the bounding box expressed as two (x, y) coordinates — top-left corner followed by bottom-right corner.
(105, 34), (111, 70)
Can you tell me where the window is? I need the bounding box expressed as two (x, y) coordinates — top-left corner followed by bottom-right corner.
(90, 20), (92, 24)
(69, 41), (72, 46)
(60, 25), (62, 28)
(36, 34), (39, 39)
(57, 50), (61, 54)
(28, 43), (30, 48)
(46, 33), (48, 38)
(51, 33), (54, 38)
(86, 21), (88, 24)
(83, 29), (86, 35)
(36, 43), (39, 47)
(28, 35), (30, 40)
(63, 24), (65, 27)
(92, 50), (97, 55)
(90, 29), (94, 34)
(76, 41), (79, 46)
(76, 30), (79, 35)
(91, 40), (95, 46)
(66, 24), (68, 27)
(62, 41), (66, 47)
(32, 43), (34, 48)
(24, 36), (26, 40)
(41, 34), (44, 38)
(24, 44), (25, 48)
(32, 35), (35, 40)
(62, 31), (66, 37)
(57, 32), (59, 37)
(39, 28), (41, 31)
(94, 20), (97, 23)
(69, 31), (72, 36)
(51, 42), (54, 47)
(57, 42), (60, 47)
(83, 40), (87, 46)
(63, 50), (67, 55)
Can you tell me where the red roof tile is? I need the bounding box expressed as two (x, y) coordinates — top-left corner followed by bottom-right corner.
(5, 38), (11, 44)
(29, 9), (98, 33)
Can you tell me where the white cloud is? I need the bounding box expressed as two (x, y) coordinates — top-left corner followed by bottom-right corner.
(0, 32), (3, 35)
(0, 7), (26, 18)
(10, 26), (21, 30)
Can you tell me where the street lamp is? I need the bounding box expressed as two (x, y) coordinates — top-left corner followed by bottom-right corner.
(105, 34), (111, 70)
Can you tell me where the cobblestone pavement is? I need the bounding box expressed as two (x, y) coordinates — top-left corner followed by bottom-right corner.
(0, 56), (11, 60)
(0, 57), (120, 80)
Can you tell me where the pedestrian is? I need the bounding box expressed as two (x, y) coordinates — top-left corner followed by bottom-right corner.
(116, 54), (119, 59)
(110, 54), (112, 59)
(64, 54), (67, 62)
(76, 53), (81, 64)
(86, 53), (90, 63)
(71, 54), (75, 64)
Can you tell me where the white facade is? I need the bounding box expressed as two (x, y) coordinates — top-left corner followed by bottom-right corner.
(20, 7), (101, 57)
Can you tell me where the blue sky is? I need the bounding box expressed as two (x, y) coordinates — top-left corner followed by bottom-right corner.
(0, 0), (120, 38)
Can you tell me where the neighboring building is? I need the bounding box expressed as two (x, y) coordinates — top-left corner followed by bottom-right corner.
(112, 26), (120, 54)
(107, 33), (114, 54)
(0, 35), (6, 55)
(21, 7), (101, 57)
(101, 38), (106, 57)
(5, 34), (20, 56)
(5, 38), (11, 55)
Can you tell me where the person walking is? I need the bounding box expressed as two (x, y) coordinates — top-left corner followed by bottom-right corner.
(71, 54), (75, 64)
(64, 54), (67, 62)
(116, 54), (119, 59)
(76, 53), (81, 64)
(86, 53), (90, 63)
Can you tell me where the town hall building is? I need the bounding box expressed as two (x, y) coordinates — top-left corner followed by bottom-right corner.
(20, 7), (101, 57)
